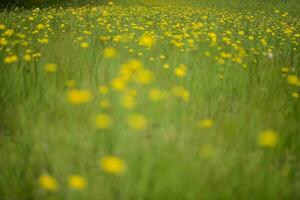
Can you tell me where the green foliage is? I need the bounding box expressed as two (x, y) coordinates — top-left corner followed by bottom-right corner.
(1, 1), (300, 199)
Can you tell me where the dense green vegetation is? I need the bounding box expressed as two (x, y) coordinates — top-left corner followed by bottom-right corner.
(1, 0), (300, 199)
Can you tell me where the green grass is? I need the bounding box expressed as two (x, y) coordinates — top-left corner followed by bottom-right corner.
(1, 1), (300, 199)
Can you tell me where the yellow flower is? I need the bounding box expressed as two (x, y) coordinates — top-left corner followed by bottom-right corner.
(83, 30), (92, 35)
(121, 95), (136, 109)
(220, 52), (232, 59)
(33, 52), (42, 58)
(103, 47), (118, 59)
(173, 64), (187, 77)
(39, 174), (58, 191)
(172, 86), (189, 102)
(198, 119), (214, 129)
(160, 55), (166, 59)
(111, 78), (127, 91)
(248, 36), (254, 40)
(139, 35), (155, 48)
(68, 175), (87, 190)
(44, 63), (57, 73)
(23, 54), (32, 61)
(133, 69), (154, 85)
(16, 33), (25, 39)
(238, 30), (245, 36)
(95, 113), (112, 129)
(281, 67), (289, 73)
(38, 38), (49, 44)
(0, 24), (5, 30)
(287, 75), (300, 86)
(67, 89), (92, 105)
(149, 88), (164, 101)
(3, 29), (14, 37)
(292, 92), (299, 98)
(80, 42), (89, 48)
(163, 64), (170, 69)
(36, 24), (45, 30)
(99, 35), (111, 42)
(127, 114), (148, 131)
(208, 32), (217, 43)
(100, 156), (126, 175)
(0, 37), (8, 46)
(4, 55), (18, 64)
(258, 130), (279, 148)
(124, 59), (143, 71)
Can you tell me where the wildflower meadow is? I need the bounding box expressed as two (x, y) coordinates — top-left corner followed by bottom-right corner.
(0, 0), (300, 199)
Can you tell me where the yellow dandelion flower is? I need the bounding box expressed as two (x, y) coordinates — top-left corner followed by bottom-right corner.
(127, 114), (148, 131)
(133, 69), (154, 85)
(281, 67), (289, 73)
(80, 42), (89, 48)
(38, 38), (49, 44)
(173, 64), (187, 77)
(33, 52), (42, 58)
(39, 174), (58, 191)
(103, 47), (117, 59)
(83, 30), (92, 35)
(149, 88), (164, 101)
(125, 59), (143, 71)
(0, 37), (8, 46)
(68, 175), (87, 190)
(23, 54), (32, 61)
(238, 30), (245, 36)
(139, 35), (155, 48)
(3, 29), (14, 37)
(16, 34), (25, 39)
(44, 63), (57, 73)
(172, 86), (190, 102)
(258, 130), (279, 148)
(287, 75), (300, 86)
(36, 24), (45, 30)
(121, 95), (136, 109)
(198, 119), (214, 129)
(111, 78), (127, 91)
(163, 64), (170, 69)
(292, 92), (299, 98)
(99, 35), (111, 42)
(4, 55), (18, 64)
(67, 89), (92, 105)
(160, 55), (166, 59)
(95, 113), (112, 129)
(248, 36), (254, 40)
(0, 24), (5, 30)
(208, 32), (217, 43)
(100, 156), (126, 175)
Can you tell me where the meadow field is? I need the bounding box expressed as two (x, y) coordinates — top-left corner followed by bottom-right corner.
(1, 0), (300, 199)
